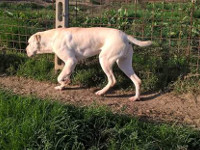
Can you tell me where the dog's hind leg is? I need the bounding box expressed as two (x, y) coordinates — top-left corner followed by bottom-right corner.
(55, 58), (77, 90)
(116, 47), (141, 101)
(95, 56), (116, 96)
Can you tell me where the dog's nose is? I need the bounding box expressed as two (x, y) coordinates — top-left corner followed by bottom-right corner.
(25, 47), (29, 54)
(26, 49), (30, 57)
(26, 49), (28, 55)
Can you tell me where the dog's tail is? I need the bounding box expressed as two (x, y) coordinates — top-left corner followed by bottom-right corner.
(127, 35), (152, 47)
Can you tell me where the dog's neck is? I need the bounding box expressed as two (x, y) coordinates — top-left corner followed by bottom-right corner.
(37, 32), (54, 54)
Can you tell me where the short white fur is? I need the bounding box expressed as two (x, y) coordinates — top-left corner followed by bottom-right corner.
(26, 27), (152, 101)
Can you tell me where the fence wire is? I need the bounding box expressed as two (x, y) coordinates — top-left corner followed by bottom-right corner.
(0, 0), (199, 74)
(0, 0), (55, 52)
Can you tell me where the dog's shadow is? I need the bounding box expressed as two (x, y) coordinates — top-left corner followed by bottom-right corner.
(62, 86), (85, 90)
(62, 86), (163, 101)
(139, 91), (163, 101)
(104, 90), (163, 101)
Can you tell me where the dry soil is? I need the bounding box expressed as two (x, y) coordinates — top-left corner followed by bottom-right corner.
(0, 76), (200, 128)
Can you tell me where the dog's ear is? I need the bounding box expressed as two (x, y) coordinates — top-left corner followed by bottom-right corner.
(35, 34), (41, 43)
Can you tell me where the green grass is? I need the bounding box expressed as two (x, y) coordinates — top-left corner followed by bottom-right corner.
(0, 51), (57, 82)
(172, 76), (200, 94)
(1, 50), (197, 93)
(0, 89), (200, 150)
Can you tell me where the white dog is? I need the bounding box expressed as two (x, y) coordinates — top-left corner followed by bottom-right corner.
(26, 27), (152, 101)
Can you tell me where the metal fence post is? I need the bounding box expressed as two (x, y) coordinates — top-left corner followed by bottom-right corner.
(55, 0), (69, 72)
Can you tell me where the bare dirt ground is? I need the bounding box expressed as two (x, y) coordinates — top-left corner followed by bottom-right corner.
(0, 76), (200, 128)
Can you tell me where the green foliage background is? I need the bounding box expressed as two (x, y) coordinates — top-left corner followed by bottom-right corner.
(0, 1), (199, 92)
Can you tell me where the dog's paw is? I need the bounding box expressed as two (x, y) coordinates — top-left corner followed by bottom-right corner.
(54, 86), (64, 90)
(64, 79), (71, 85)
(95, 90), (105, 96)
(129, 96), (140, 101)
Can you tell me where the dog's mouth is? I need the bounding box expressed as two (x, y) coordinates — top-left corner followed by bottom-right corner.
(27, 51), (36, 57)
(27, 52), (32, 57)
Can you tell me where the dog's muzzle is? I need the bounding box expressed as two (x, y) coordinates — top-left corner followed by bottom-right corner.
(26, 48), (34, 57)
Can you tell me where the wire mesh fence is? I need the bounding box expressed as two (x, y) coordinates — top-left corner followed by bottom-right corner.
(0, 0), (55, 52)
(0, 0), (199, 75)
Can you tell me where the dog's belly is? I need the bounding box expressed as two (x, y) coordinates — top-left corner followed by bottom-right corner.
(75, 48), (101, 60)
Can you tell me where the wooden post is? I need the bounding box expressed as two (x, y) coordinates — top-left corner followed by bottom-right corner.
(55, 0), (69, 72)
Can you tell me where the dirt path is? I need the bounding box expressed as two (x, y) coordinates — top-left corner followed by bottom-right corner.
(0, 76), (200, 128)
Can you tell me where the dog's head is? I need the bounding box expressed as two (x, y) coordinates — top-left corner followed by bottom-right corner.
(26, 33), (41, 57)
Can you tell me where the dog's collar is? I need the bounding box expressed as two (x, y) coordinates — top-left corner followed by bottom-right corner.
(37, 42), (41, 52)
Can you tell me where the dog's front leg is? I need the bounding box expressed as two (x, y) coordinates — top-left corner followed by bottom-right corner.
(55, 58), (77, 90)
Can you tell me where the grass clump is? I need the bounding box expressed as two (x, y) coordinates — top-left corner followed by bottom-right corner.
(0, 51), (26, 75)
(0, 49), (196, 93)
(17, 54), (56, 82)
(73, 68), (103, 87)
(172, 76), (200, 94)
(0, 89), (200, 149)
(0, 51), (57, 82)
